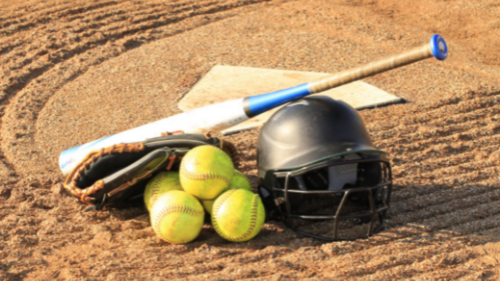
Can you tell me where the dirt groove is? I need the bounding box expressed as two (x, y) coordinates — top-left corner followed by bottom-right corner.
(410, 159), (498, 178)
(0, 1), (74, 22)
(0, 0), (273, 184)
(0, 1), (120, 35)
(0, 0), (255, 67)
(391, 189), (500, 230)
(392, 184), (498, 214)
(393, 148), (500, 178)
(0, 4), (145, 56)
(449, 213), (500, 235)
(370, 95), (500, 139)
(408, 195), (500, 231)
(379, 127), (500, 155)
(374, 105), (500, 140)
(336, 246), (476, 279)
(1, 0), (500, 280)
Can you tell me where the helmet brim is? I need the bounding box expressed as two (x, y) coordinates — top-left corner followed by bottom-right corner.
(273, 141), (387, 172)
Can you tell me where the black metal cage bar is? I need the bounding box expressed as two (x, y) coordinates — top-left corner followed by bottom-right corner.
(271, 158), (393, 241)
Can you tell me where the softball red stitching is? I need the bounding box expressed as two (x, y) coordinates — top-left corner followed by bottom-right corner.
(212, 189), (237, 241)
(180, 146), (232, 186)
(149, 172), (166, 206)
(152, 204), (204, 244)
(212, 191), (260, 241)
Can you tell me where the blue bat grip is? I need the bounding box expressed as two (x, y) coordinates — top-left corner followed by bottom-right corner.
(246, 83), (311, 116)
(430, 34), (448, 60)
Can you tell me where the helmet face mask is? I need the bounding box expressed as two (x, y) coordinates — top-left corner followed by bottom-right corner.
(257, 96), (393, 241)
(261, 154), (392, 241)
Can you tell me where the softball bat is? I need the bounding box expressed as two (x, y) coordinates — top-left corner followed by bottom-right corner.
(59, 35), (447, 175)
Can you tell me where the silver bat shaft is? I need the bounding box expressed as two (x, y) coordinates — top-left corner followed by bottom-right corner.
(59, 35), (448, 175)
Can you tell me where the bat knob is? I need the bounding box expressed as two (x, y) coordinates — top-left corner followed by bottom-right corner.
(430, 34), (448, 60)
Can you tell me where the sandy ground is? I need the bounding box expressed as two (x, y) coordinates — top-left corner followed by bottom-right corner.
(1, 0), (500, 280)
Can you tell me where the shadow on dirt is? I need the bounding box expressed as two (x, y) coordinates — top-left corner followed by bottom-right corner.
(99, 182), (500, 252)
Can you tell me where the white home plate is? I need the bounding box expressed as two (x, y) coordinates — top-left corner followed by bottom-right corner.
(178, 65), (403, 135)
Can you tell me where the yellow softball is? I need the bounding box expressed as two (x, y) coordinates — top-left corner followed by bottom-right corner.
(200, 170), (252, 214)
(230, 170), (252, 191)
(150, 190), (205, 244)
(200, 199), (215, 215)
(143, 171), (182, 211)
(180, 145), (234, 200)
(211, 189), (265, 242)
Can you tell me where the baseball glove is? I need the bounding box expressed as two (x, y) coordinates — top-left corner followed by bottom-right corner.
(63, 133), (238, 211)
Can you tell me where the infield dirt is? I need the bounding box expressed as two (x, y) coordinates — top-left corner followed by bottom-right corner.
(1, 0), (500, 280)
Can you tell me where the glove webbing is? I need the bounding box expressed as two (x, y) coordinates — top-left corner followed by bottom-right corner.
(63, 143), (177, 204)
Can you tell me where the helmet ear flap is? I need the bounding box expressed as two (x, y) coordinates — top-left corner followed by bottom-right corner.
(258, 173), (305, 218)
(356, 161), (383, 187)
(347, 162), (383, 204)
(277, 176), (303, 211)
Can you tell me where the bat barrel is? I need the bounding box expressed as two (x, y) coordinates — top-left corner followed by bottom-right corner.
(308, 34), (448, 94)
(59, 35), (447, 175)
